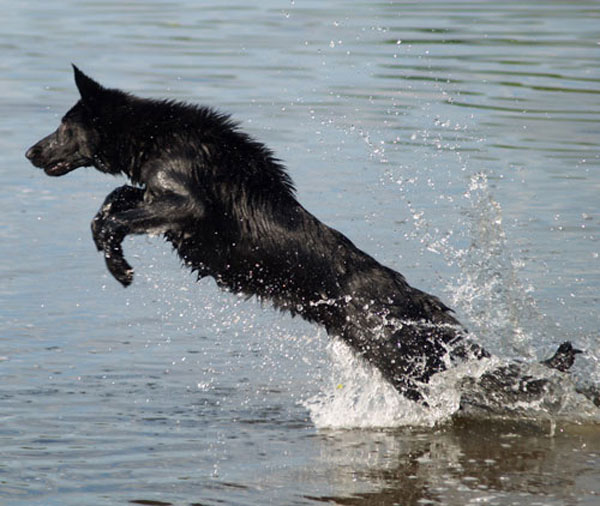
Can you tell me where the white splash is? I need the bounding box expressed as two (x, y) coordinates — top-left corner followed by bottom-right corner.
(302, 339), (462, 429)
(303, 338), (600, 429)
(303, 172), (600, 429)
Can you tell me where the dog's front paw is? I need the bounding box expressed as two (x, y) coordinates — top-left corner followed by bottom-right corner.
(93, 213), (127, 252)
(104, 250), (134, 287)
(92, 185), (144, 252)
(114, 266), (134, 287)
(97, 216), (133, 286)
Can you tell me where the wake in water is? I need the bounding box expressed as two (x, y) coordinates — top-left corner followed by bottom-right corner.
(304, 174), (600, 429)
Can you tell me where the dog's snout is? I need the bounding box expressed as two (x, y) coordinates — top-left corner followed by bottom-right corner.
(25, 145), (38, 161)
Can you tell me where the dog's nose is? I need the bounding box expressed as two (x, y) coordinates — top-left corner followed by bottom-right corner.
(25, 145), (38, 161)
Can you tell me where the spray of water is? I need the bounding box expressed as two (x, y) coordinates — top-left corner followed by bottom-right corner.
(444, 173), (542, 359)
(303, 329), (599, 430)
(302, 172), (600, 429)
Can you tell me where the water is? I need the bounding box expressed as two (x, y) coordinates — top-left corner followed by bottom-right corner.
(2, 0), (600, 504)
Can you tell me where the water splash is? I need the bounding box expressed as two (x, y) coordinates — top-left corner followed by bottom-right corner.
(444, 173), (544, 359)
(301, 339), (483, 429)
(303, 173), (600, 429)
(303, 337), (600, 429)
(302, 339), (449, 429)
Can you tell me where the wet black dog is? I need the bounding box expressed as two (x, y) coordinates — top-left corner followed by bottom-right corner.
(26, 66), (579, 403)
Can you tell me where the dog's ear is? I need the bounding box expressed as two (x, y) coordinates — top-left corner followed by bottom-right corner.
(72, 64), (105, 105)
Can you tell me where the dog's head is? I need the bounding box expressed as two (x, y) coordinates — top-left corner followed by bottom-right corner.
(25, 65), (124, 176)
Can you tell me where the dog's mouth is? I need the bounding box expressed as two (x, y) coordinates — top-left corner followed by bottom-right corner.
(43, 160), (82, 177)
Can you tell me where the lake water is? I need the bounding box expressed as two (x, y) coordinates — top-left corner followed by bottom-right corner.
(2, 1), (600, 504)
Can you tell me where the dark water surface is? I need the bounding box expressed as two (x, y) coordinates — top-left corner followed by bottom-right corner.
(1, 1), (600, 504)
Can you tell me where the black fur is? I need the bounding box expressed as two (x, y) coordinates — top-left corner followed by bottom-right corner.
(541, 342), (582, 373)
(26, 66), (578, 403)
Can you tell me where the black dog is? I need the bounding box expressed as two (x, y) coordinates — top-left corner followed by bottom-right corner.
(26, 66), (580, 403)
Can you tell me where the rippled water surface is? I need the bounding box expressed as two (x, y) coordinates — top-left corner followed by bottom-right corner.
(2, 1), (600, 505)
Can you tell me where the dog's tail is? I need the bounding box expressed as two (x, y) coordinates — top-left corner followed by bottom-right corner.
(542, 341), (583, 372)
(542, 342), (600, 409)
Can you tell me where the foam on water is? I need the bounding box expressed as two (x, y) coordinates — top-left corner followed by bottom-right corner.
(303, 339), (600, 429)
(302, 339), (447, 429)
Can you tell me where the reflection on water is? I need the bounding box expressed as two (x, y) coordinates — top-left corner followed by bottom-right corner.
(1, 1), (600, 505)
(311, 420), (600, 505)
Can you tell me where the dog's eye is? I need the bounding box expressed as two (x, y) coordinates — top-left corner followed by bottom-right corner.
(59, 124), (74, 139)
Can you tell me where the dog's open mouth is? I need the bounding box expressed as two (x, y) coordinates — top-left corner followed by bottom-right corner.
(44, 161), (78, 177)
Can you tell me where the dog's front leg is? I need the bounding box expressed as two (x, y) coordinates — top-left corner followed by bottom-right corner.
(92, 185), (145, 251)
(95, 192), (197, 286)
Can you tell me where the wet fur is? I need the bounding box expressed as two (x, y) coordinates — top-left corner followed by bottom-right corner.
(26, 66), (580, 404)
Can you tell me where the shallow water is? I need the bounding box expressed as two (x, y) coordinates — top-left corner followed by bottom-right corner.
(1, 1), (600, 504)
